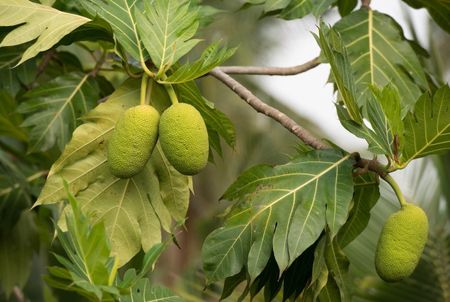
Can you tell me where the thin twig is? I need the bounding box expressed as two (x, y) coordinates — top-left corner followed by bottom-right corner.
(13, 286), (26, 302)
(218, 56), (320, 76)
(209, 68), (328, 150)
(89, 52), (107, 77)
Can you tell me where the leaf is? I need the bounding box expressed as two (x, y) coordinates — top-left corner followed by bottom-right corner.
(333, 9), (428, 111)
(316, 23), (363, 124)
(0, 90), (27, 141)
(48, 190), (119, 301)
(80, 0), (144, 61)
(400, 85), (450, 167)
(18, 72), (100, 152)
(135, 0), (200, 75)
(318, 276), (341, 302)
(160, 43), (236, 84)
(175, 81), (236, 149)
(0, 0), (90, 65)
(122, 280), (183, 302)
(202, 150), (353, 283)
(337, 173), (379, 248)
(0, 212), (37, 296)
(34, 79), (190, 266)
(281, 0), (314, 19)
(324, 237), (350, 301)
(402, 0), (450, 33)
(337, 0), (357, 16)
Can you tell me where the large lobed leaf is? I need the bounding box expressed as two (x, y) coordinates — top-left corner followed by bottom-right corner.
(202, 149), (354, 283)
(0, 0), (90, 65)
(400, 85), (450, 167)
(34, 79), (190, 266)
(135, 0), (200, 76)
(79, 0), (145, 61)
(18, 72), (100, 153)
(333, 9), (428, 112)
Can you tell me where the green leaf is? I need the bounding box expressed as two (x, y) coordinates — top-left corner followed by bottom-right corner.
(281, 0), (314, 19)
(175, 81), (236, 149)
(400, 85), (450, 167)
(135, 0), (200, 75)
(317, 24), (363, 124)
(0, 0), (90, 65)
(336, 104), (387, 155)
(202, 150), (353, 283)
(333, 9), (428, 111)
(80, 0), (144, 61)
(337, 174), (380, 248)
(34, 79), (190, 266)
(160, 43), (236, 84)
(402, 0), (450, 33)
(0, 90), (27, 141)
(18, 72), (100, 152)
(324, 237), (350, 301)
(264, 0), (291, 12)
(0, 212), (37, 296)
(122, 280), (183, 302)
(337, 0), (357, 16)
(48, 190), (118, 301)
(318, 275), (341, 302)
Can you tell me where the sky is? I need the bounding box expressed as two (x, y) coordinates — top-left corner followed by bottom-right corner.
(253, 1), (429, 153)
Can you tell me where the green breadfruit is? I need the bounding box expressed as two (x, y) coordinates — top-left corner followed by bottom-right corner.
(107, 104), (160, 178)
(375, 203), (429, 282)
(159, 103), (209, 175)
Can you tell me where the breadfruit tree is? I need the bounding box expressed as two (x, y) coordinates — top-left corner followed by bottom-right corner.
(0, 0), (449, 301)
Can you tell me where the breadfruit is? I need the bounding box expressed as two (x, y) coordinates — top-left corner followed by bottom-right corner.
(375, 203), (429, 282)
(159, 103), (208, 175)
(108, 104), (160, 178)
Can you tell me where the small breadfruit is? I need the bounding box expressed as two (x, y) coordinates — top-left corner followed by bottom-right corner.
(375, 203), (429, 282)
(108, 104), (160, 178)
(159, 103), (208, 175)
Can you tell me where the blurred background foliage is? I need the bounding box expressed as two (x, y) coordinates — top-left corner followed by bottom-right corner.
(0, 0), (449, 301)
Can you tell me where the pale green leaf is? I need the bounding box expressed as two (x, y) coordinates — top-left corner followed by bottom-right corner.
(400, 85), (450, 167)
(333, 9), (428, 111)
(34, 79), (190, 266)
(365, 96), (394, 157)
(264, 0), (291, 12)
(324, 238), (350, 301)
(0, 0), (90, 65)
(80, 0), (145, 61)
(135, 0), (200, 75)
(160, 43), (236, 84)
(18, 72), (100, 152)
(202, 150), (353, 282)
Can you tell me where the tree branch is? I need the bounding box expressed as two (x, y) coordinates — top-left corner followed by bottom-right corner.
(218, 56), (320, 76)
(209, 67), (329, 150)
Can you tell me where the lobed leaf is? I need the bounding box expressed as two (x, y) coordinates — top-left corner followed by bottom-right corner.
(202, 150), (354, 283)
(135, 0), (200, 75)
(400, 85), (450, 167)
(18, 72), (100, 153)
(333, 9), (428, 111)
(0, 0), (90, 65)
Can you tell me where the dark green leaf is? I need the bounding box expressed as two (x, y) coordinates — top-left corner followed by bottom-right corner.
(402, 0), (450, 33)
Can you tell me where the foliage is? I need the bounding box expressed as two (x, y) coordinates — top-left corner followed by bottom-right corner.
(0, 0), (449, 301)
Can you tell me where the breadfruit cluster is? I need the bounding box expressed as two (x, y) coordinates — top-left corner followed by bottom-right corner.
(108, 105), (160, 178)
(159, 103), (209, 175)
(107, 102), (209, 178)
(375, 203), (429, 282)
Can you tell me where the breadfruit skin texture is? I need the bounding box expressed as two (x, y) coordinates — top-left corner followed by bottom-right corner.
(375, 203), (429, 282)
(159, 103), (209, 175)
(108, 105), (160, 178)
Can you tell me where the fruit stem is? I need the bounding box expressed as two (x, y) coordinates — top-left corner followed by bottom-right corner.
(383, 174), (407, 208)
(166, 84), (179, 105)
(140, 74), (149, 105)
